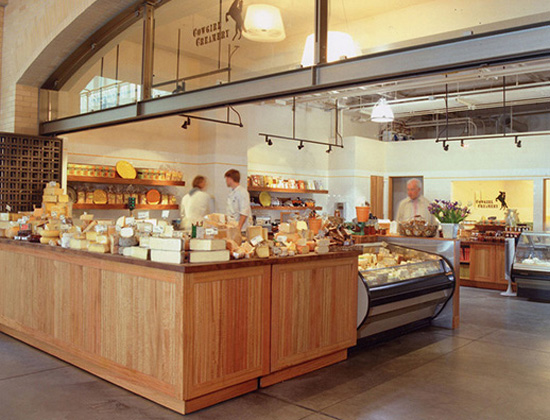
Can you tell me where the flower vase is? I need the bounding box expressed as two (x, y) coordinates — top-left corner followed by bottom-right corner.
(440, 223), (458, 239)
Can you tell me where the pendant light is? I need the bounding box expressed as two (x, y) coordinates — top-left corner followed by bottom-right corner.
(370, 98), (394, 123)
(243, 5), (286, 42)
(301, 31), (359, 67)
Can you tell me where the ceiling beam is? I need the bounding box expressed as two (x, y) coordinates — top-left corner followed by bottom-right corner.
(41, 23), (550, 136)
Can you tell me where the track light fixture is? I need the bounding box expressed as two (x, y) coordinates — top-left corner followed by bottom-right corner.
(326, 145), (332, 153)
(265, 137), (273, 146)
(181, 117), (191, 129)
(297, 141), (304, 150)
(515, 136), (522, 148)
(442, 141), (449, 151)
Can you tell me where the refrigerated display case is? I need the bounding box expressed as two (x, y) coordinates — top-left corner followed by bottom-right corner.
(357, 242), (455, 340)
(512, 232), (550, 301)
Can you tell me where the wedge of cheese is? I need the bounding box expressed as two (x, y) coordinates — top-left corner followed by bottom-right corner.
(70, 238), (88, 250)
(86, 231), (98, 242)
(123, 246), (149, 260)
(150, 237), (184, 251)
(189, 238), (226, 251)
(88, 243), (110, 254)
(189, 250), (230, 264)
(151, 249), (184, 264)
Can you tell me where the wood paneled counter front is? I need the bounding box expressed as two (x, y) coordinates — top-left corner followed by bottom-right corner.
(0, 239), (359, 414)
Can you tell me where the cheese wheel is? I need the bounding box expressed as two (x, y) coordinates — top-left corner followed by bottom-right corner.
(116, 161), (137, 179)
(120, 227), (134, 238)
(146, 189), (161, 205)
(93, 189), (107, 205)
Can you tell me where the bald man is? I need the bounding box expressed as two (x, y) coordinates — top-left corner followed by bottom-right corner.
(396, 178), (437, 224)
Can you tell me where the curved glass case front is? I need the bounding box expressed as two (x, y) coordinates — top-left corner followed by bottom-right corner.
(359, 243), (447, 288)
(513, 232), (550, 273)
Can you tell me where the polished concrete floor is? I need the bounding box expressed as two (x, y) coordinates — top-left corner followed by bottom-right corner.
(2, 287), (550, 419)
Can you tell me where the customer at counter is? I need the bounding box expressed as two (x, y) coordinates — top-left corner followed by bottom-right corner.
(180, 175), (213, 230)
(225, 169), (252, 231)
(396, 178), (437, 224)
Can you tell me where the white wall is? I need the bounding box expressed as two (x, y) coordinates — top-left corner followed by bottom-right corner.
(383, 135), (550, 230)
(64, 104), (550, 231)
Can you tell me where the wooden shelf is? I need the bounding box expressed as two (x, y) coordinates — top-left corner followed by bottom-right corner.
(251, 206), (322, 211)
(248, 187), (328, 194)
(67, 175), (186, 187)
(72, 204), (179, 210)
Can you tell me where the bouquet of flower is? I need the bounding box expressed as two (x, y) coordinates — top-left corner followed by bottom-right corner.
(428, 199), (470, 224)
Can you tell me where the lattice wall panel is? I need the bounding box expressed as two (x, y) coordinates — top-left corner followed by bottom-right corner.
(0, 133), (63, 212)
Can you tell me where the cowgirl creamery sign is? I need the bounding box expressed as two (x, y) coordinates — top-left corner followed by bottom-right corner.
(193, 0), (244, 47)
(193, 22), (230, 47)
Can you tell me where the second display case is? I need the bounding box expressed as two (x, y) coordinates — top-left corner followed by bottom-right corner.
(357, 242), (455, 340)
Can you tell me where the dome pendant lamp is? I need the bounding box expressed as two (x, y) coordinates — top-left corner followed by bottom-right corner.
(243, 5), (286, 42)
(370, 98), (394, 123)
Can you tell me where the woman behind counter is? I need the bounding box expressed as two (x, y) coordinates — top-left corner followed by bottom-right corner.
(180, 175), (213, 230)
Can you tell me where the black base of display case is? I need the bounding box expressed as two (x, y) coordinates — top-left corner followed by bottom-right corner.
(352, 319), (432, 351)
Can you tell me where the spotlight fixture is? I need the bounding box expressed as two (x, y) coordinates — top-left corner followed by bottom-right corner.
(265, 137), (273, 146)
(297, 141), (304, 150)
(181, 117), (191, 129)
(515, 136), (522, 148)
(326, 145), (332, 153)
(442, 141), (449, 151)
(460, 139), (469, 148)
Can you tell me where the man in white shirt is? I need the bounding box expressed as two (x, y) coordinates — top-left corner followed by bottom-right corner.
(396, 178), (437, 224)
(180, 175), (213, 230)
(225, 169), (252, 231)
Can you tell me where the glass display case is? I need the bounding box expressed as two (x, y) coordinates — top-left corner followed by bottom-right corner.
(357, 242), (455, 340)
(512, 232), (550, 301)
(513, 232), (550, 272)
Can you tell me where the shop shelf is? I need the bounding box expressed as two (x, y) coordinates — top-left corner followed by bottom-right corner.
(248, 187), (328, 194)
(72, 204), (179, 210)
(251, 206), (322, 211)
(67, 175), (185, 187)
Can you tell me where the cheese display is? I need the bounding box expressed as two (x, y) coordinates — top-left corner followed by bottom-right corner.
(1, 200), (348, 265)
(359, 243), (443, 286)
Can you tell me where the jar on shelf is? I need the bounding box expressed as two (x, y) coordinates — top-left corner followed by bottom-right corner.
(85, 188), (94, 204)
(107, 187), (116, 204)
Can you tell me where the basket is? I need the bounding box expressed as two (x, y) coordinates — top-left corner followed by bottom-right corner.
(398, 216), (438, 237)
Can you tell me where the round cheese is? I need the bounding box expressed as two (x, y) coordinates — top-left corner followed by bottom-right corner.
(116, 161), (137, 179)
(120, 227), (134, 238)
(146, 189), (161, 205)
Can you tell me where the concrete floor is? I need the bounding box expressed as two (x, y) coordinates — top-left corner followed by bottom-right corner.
(2, 287), (550, 419)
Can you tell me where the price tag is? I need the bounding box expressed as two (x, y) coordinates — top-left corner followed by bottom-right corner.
(153, 225), (164, 234)
(161, 210), (170, 219)
(126, 217), (135, 225)
(95, 224), (107, 233)
(137, 211), (150, 220)
(205, 227), (218, 236)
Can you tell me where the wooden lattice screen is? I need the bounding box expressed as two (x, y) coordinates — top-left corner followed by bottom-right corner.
(0, 132), (63, 212)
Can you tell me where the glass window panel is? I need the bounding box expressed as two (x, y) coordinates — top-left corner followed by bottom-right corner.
(152, 0), (314, 95)
(41, 18), (143, 121)
(329, 0), (550, 61)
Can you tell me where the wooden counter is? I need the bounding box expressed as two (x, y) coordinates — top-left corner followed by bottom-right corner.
(460, 241), (508, 291)
(0, 239), (358, 414)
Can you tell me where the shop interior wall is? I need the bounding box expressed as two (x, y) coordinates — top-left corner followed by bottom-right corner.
(383, 135), (550, 230)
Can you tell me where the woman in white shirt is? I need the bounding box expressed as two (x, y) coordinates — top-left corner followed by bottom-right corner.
(180, 175), (213, 230)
